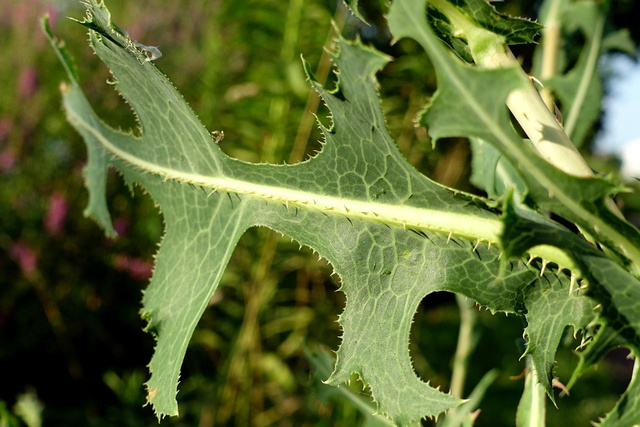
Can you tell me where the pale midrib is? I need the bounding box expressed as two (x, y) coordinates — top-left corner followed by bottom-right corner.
(75, 110), (500, 241)
(70, 89), (577, 273)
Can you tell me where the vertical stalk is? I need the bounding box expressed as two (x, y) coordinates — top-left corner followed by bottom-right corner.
(480, 47), (595, 179)
(563, 11), (605, 139)
(538, 0), (564, 111)
(288, 4), (347, 164)
(263, 0), (304, 162)
(516, 357), (546, 427)
(428, 0), (594, 179)
(450, 295), (478, 398)
(430, 0), (628, 227)
(217, 230), (279, 425)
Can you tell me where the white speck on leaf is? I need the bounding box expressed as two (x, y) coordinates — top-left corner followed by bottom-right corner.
(122, 30), (162, 61)
(134, 41), (162, 62)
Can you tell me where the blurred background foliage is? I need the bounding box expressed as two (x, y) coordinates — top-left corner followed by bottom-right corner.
(0, 0), (639, 425)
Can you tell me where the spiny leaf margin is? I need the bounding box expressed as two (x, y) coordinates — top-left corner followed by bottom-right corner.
(47, 0), (609, 424)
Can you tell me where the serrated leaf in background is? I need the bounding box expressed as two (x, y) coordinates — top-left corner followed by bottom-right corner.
(531, 0), (632, 156)
(597, 350), (640, 426)
(469, 137), (527, 200)
(389, 0), (640, 420)
(543, 1), (635, 148)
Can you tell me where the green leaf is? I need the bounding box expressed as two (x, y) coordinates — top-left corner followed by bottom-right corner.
(597, 358), (640, 426)
(389, 0), (640, 409)
(533, 1), (636, 149)
(425, 0), (542, 63)
(501, 194), (640, 414)
(46, 0), (635, 424)
(47, 2), (570, 422)
(439, 369), (498, 427)
(515, 357), (546, 427)
(43, 16), (116, 237)
(444, 0), (542, 45)
(501, 195), (640, 351)
(341, 0), (367, 23)
(567, 323), (626, 391)
(469, 138), (527, 199)
(307, 348), (396, 427)
(426, 5), (474, 63)
(544, 2), (604, 148)
(499, 195), (597, 399)
(389, 0), (640, 274)
(49, 1), (492, 421)
(520, 268), (593, 401)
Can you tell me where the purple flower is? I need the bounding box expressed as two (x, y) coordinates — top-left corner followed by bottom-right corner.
(18, 68), (38, 99)
(0, 148), (16, 173)
(113, 216), (130, 236)
(0, 116), (10, 141)
(9, 240), (37, 278)
(44, 191), (68, 235)
(113, 254), (153, 281)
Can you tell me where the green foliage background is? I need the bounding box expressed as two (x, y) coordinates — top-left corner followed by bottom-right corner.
(1, 0), (639, 425)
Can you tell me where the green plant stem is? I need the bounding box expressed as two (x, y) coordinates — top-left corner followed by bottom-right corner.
(563, 11), (605, 139)
(538, 0), (564, 111)
(516, 357), (546, 427)
(218, 231), (279, 424)
(428, 0), (639, 273)
(429, 0), (592, 179)
(263, 0), (305, 162)
(449, 295), (478, 398)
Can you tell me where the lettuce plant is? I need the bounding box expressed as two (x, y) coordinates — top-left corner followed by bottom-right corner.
(45, 0), (640, 424)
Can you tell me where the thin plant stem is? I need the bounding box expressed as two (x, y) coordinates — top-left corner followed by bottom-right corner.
(288, 4), (348, 164)
(217, 230), (280, 424)
(538, 0), (564, 111)
(263, 0), (305, 163)
(563, 11), (605, 139)
(428, 0), (594, 179)
(516, 357), (546, 427)
(450, 294), (479, 398)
